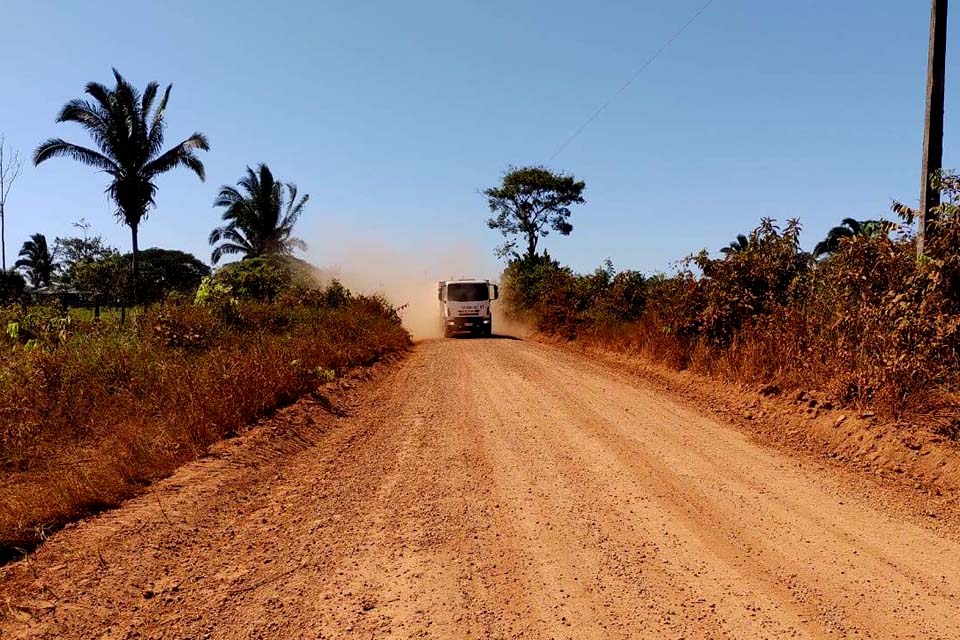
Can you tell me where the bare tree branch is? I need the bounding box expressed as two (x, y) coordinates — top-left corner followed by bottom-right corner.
(0, 134), (25, 271)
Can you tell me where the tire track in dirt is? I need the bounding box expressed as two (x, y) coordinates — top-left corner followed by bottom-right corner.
(482, 340), (960, 638)
(470, 340), (813, 639)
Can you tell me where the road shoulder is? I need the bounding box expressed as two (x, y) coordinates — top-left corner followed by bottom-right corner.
(543, 337), (960, 537)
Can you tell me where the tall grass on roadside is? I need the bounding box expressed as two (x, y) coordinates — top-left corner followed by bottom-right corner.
(0, 282), (410, 554)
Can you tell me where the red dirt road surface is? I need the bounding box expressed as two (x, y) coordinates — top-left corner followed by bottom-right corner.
(2, 338), (959, 639)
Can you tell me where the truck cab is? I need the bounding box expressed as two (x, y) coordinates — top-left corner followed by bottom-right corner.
(438, 279), (499, 337)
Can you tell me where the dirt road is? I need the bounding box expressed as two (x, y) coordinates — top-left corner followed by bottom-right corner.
(2, 338), (959, 639)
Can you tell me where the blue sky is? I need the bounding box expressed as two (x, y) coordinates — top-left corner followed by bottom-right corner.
(0, 0), (952, 278)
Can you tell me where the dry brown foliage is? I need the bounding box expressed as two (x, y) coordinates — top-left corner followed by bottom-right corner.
(503, 186), (960, 430)
(0, 289), (410, 554)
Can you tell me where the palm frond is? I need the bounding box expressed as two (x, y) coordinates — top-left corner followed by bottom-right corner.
(812, 240), (831, 258)
(33, 139), (119, 172)
(285, 237), (308, 252)
(57, 99), (108, 131)
(211, 241), (253, 265)
(840, 218), (861, 234)
(221, 228), (253, 249)
(57, 99), (116, 157)
(828, 226), (854, 240)
(143, 134), (209, 179)
(281, 197), (308, 230)
(84, 81), (114, 111)
(213, 185), (245, 208)
(141, 81), (159, 114)
(147, 84), (172, 155)
(282, 185), (309, 227)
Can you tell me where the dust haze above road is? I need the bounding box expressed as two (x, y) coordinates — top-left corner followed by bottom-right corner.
(2, 338), (958, 639)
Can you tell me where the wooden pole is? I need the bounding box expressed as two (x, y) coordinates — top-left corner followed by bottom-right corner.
(919, 0), (949, 255)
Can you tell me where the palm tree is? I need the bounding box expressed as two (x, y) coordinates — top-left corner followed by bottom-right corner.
(720, 234), (752, 256)
(33, 69), (209, 301)
(15, 233), (58, 288)
(813, 218), (895, 257)
(209, 164), (309, 264)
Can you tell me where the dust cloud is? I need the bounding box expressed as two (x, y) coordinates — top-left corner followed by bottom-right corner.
(307, 233), (511, 341)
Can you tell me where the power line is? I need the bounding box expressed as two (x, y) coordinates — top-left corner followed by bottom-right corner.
(547, 0), (717, 164)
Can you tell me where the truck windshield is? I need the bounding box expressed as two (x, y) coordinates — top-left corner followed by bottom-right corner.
(447, 283), (489, 302)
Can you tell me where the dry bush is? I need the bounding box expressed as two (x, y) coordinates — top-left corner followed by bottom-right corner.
(0, 285), (410, 554)
(502, 196), (960, 422)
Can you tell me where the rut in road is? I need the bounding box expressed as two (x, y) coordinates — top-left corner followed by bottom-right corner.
(1, 338), (959, 639)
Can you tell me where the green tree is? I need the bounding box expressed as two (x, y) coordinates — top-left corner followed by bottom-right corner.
(56, 221), (119, 290)
(209, 164), (309, 264)
(55, 219), (116, 274)
(813, 218), (895, 258)
(69, 253), (128, 298)
(0, 269), (26, 302)
(15, 233), (58, 288)
(136, 248), (210, 302)
(33, 69), (210, 301)
(500, 252), (568, 317)
(484, 166), (586, 260)
(210, 256), (291, 301)
(56, 235), (116, 272)
(65, 248), (209, 303)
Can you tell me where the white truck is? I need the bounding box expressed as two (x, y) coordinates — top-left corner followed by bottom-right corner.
(437, 279), (500, 338)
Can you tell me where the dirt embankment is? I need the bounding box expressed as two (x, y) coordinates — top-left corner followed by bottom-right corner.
(2, 338), (959, 639)
(558, 340), (960, 520)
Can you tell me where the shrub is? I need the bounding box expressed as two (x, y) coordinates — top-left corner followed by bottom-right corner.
(692, 218), (811, 346)
(145, 304), (223, 351)
(501, 189), (960, 418)
(0, 281), (410, 552)
(0, 270), (26, 303)
(500, 252), (568, 318)
(213, 257), (291, 301)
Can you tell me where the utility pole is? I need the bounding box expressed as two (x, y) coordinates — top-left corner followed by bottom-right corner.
(919, 0), (949, 256)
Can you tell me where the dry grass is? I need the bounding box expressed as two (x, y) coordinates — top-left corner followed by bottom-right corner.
(0, 293), (410, 555)
(502, 209), (960, 429)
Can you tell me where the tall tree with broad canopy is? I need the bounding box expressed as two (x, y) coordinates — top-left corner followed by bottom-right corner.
(15, 233), (58, 288)
(136, 248), (211, 302)
(209, 163), (309, 264)
(33, 69), (209, 301)
(484, 166), (586, 260)
(65, 248), (209, 303)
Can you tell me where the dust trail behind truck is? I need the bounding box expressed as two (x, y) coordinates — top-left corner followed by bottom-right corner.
(438, 279), (500, 337)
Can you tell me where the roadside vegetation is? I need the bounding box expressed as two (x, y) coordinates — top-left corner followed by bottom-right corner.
(495, 167), (960, 432)
(0, 71), (411, 555)
(0, 261), (408, 553)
